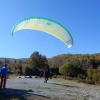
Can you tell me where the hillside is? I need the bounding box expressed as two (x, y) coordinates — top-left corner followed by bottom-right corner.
(0, 53), (100, 70)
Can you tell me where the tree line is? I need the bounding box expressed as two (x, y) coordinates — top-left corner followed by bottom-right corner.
(0, 52), (100, 82)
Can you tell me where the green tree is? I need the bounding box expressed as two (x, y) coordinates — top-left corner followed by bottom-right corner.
(27, 51), (49, 75)
(59, 62), (75, 77)
(87, 68), (93, 77)
(97, 65), (100, 72)
(51, 67), (59, 75)
(18, 65), (23, 75)
(25, 66), (32, 75)
(28, 51), (48, 69)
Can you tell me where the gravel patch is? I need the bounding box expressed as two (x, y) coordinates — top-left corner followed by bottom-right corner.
(1, 77), (100, 100)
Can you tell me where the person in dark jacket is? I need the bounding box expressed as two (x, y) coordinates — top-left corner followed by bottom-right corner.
(44, 69), (49, 83)
(0, 64), (8, 89)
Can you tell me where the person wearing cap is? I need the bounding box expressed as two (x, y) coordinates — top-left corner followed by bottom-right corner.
(0, 64), (8, 89)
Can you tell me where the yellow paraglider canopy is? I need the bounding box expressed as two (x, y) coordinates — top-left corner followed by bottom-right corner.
(11, 17), (73, 48)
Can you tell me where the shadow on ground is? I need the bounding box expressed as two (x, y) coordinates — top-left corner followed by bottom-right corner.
(0, 88), (50, 100)
(48, 83), (79, 88)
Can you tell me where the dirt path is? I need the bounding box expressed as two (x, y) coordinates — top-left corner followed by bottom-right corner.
(0, 77), (100, 100)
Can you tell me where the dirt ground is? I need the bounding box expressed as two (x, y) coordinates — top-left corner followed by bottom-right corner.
(0, 77), (100, 100)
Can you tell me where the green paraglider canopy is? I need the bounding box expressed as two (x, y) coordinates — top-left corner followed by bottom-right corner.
(11, 17), (73, 48)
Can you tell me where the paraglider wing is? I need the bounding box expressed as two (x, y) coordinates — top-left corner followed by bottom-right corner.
(11, 17), (73, 48)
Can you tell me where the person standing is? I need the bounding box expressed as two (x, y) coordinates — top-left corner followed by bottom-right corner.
(0, 64), (8, 89)
(44, 69), (49, 83)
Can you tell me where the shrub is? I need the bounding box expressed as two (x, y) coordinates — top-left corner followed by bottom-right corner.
(78, 74), (85, 79)
(86, 76), (92, 80)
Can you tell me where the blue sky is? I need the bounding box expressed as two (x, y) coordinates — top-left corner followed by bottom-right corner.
(0, 0), (100, 59)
